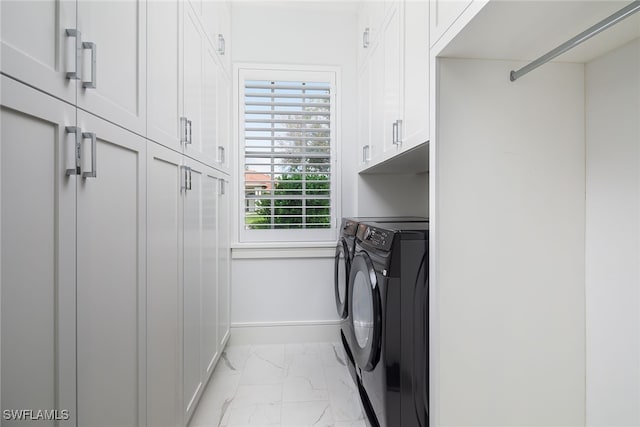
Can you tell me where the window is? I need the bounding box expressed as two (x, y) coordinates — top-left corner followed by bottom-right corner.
(238, 66), (339, 243)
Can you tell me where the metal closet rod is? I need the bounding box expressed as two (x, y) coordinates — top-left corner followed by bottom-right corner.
(510, 0), (640, 82)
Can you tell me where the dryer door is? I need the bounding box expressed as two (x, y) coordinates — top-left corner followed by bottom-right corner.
(349, 251), (382, 371)
(334, 238), (350, 318)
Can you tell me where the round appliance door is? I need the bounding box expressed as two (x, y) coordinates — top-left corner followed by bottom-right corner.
(334, 239), (350, 318)
(349, 251), (382, 371)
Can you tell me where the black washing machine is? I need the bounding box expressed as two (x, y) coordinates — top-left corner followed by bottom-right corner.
(335, 217), (428, 386)
(348, 220), (429, 427)
(335, 217), (360, 384)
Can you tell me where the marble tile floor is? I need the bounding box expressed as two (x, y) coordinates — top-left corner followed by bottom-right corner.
(189, 341), (367, 427)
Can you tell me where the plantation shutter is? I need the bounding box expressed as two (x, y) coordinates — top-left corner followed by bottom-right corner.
(243, 78), (333, 231)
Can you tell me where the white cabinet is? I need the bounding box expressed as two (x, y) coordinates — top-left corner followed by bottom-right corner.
(358, 0), (430, 173)
(356, 1), (386, 68)
(183, 158), (204, 421)
(75, 109), (147, 427)
(1, 75), (77, 427)
(76, 0), (147, 136)
(218, 178), (231, 349)
(216, 71), (232, 172)
(203, 0), (232, 74)
(147, 0), (183, 152)
(147, 142), (184, 427)
(0, 0), (147, 136)
(358, 60), (372, 166)
(147, 0), (229, 170)
(183, 6), (219, 167)
(1, 76), (148, 427)
(429, 0), (472, 48)
(201, 167), (220, 380)
(401, 0), (430, 150)
(147, 143), (227, 427)
(1, 1), (233, 424)
(381, 4), (403, 157)
(183, 157), (220, 423)
(0, 0), (77, 104)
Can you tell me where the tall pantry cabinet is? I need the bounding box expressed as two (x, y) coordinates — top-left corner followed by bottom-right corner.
(0, 1), (233, 426)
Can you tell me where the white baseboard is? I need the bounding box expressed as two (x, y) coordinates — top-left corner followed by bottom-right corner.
(229, 320), (341, 345)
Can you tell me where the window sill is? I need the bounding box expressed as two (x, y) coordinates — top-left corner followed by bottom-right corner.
(231, 242), (337, 259)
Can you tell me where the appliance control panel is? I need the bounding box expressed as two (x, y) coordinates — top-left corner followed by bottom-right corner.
(358, 224), (393, 251)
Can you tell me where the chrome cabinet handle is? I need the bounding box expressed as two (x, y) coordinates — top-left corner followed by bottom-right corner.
(65, 29), (81, 80)
(392, 121), (398, 145)
(65, 126), (82, 176)
(219, 179), (226, 196)
(363, 28), (370, 48)
(218, 34), (226, 55)
(218, 146), (225, 164)
(181, 166), (192, 191)
(81, 132), (97, 178)
(362, 145), (370, 163)
(180, 117), (193, 145)
(82, 41), (97, 89)
(180, 117), (188, 144)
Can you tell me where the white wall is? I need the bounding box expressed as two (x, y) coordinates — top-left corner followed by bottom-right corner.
(585, 38), (640, 427)
(436, 58), (586, 426)
(232, 0), (359, 219)
(230, 2), (358, 331)
(357, 172), (429, 216)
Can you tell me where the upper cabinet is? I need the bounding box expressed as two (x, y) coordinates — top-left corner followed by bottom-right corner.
(0, 0), (147, 135)
(147, 0), (231, 171)
(191, 0), (231, 74)
(429, 0), (473, 48)
(358, 0), (430, 174)
(0, 0), (77, 104)
(76, 0), (147, 136)
(147, 0), (183, 153)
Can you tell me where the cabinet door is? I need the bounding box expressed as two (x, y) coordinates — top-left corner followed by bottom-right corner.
(216, 71), (231, 172)
(402, 0), (430, 148)
(76, 110), (147, 427)
(214, 1), (232, 73)
(0, 0), (76, 104)
(370, 41), (384, 163)
(201, 44), (219, 166)
(147, 0), (183, 152)
(218, 178), (231, 350)
(358, 61), (372, 167)
(357, 3), (371, 68)
(183, 157), (203, 421)
(183, 7), (204, 163)
(429, 0), (472, 48)
(76, 0), (147, 136)
(382, 4), (403, 156)
(201, 168), (219, 380)
(1, 76), (77, 427)
(147, 142), (183, 427)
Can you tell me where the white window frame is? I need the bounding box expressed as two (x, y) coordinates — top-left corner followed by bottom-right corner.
(234, 64), (341, 244)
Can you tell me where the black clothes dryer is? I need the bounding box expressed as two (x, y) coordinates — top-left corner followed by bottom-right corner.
(348, 221), (429, 427)
(335, 217), (428, 387)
